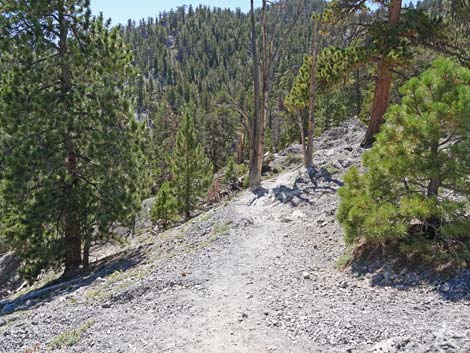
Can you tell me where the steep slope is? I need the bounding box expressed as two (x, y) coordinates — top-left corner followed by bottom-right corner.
(1, 120), (470, 353)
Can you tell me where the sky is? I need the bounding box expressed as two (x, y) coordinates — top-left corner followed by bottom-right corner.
(90, 0), (263, 25)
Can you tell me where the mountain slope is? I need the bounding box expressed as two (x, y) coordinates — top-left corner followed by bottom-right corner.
(1, 120), (470, 353)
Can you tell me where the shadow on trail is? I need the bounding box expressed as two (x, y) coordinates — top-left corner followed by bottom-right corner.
(0, 246), (148, 316)
(306, 166), (344, 190)
(350, 261), (470, 302)
(248, 184), (313, 207)
(249, 165), (345, 207)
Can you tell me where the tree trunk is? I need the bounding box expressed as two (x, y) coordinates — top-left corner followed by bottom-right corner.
(249, 0), (262, 190)
(257, 0), (268, 183)
(82, 236), (91, 272)
(426, 177), (440, 237)
(63, 200), (81, 276)
(427, 177), (440, 198)
(354, 68), (362, 117)
(361, 0), (401, 148)
(249, 0), (302, 189)
(296, 115), (308, 164)
(305, 15), (322, 168)
(426, 141), (441, 237)
(59, 3), (81, 277)
(427, 142), (440, 198)
(236, 132), (245, 164)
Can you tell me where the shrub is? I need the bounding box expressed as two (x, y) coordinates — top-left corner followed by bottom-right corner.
(338, 59), (470, 265)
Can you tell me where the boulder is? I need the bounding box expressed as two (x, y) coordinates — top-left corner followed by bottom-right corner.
(0, 252), (22, 300)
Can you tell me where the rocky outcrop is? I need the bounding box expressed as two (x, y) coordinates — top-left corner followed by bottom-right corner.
(0, 253), (22, 300)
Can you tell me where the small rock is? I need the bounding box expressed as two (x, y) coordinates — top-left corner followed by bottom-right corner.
(441, 283), (451, 292)
(292, 210), (305, 219)
(280, 216), (293, 223)
(370, 273), (384, 286)
(303, 272), (311, 280)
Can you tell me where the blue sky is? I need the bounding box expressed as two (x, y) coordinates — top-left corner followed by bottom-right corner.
(90, 0), (263, 25)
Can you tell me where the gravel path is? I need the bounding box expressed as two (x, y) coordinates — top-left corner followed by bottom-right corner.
(1, 120), (469, 353)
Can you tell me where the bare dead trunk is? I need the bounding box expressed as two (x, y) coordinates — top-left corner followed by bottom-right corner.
(361, 0), (401, 148)
(59, 3), (81, 277)
(354, 68), (362, 117)
(249, 0), (262, 190)
(296, 115), (308, 165)
(236, 132), (245, 164)
(305, 14), (322, 168)
(249, 0), (303, 189)
(256, 0), (269, 183)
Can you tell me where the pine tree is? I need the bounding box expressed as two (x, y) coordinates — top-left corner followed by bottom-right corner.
(150, 182), (178, 229)
(0, 1), (146, 280)
(337, 59), (470, 255)
(224, 157), (237, 184)
(288, 0), (469, 148)
(171, 112), (212, 220)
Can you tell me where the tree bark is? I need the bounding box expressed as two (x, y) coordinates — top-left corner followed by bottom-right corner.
(82, 236), (91, 272)
(257, 0), (268, 181)
(354, 68), (362, 117)
(296, 115), (308, 164)
(236, 132), (245, 164)
(361, 0), (402, 148)
(249, 0), (262, 190)
(426, 141), (441, 237)
(305, 14), (322, 168)
(248, 0), (303, 189)
(59, 2), (82, 277)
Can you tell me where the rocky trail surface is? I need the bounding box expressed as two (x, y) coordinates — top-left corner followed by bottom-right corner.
(1, 120), (469, 353)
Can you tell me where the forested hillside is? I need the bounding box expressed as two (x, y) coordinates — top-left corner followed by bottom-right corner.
(122, 0), (364, 174)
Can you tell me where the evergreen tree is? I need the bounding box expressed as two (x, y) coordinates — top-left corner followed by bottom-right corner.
(171, 112), (212, 220)
(150, 182), (178, 229)
(337, 59), (470, 260)
(224, 157), (237, 185)
(0, 1), (146, 280)
(289, 0), (469, 148)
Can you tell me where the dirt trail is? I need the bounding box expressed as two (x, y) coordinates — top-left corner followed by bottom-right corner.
(150, 176), (319, 353)
(1, 120), (470, 353)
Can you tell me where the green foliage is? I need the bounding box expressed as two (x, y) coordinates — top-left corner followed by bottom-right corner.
(0, 2), (147, 280)
(171, 112), (213, 220)
(48, 320), (95, 349)
(286, 47), (367, 112)
(338, 59), (470, 250)
(150, 182), (178, 229)
(224, 157), (237, 184)
(224, 157), (249, 186)
(124, 1), (331, 159)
